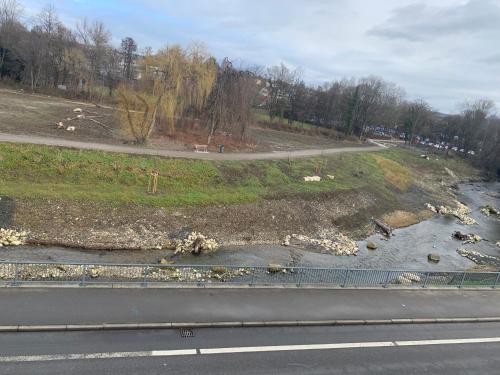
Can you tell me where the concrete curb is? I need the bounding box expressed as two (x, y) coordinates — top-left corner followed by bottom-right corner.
(1, 317), (499, 333)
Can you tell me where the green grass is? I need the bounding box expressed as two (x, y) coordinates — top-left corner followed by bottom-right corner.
(0, 143), (477, 209)
(0, 143), (392, 208)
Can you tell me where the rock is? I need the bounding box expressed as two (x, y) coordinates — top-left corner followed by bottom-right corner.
(282, 235), (291, 246)
(497, 241), (500, 248)
(453, 231), (468, 241)
(327, 175), (335, 180)
(88, 268), (99, 278)
(66, 126), (76, 132)
(211, 266), (229, 274)
(304, 176), (321, 182)
(267, 263), (284, 273)
(366, 241), (378, 250)
(428, 254), (440, 263)
(73, 108), (83, 113)
(158, 258), (175, 265)
(0, 228), (28, 246)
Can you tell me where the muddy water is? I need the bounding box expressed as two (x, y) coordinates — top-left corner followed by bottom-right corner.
(1, 182), (499, 271)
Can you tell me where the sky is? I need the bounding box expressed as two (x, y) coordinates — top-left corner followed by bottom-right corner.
(20, 0), (500, 113)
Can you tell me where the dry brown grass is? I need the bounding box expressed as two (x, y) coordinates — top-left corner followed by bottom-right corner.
(372, 155), (413, 192)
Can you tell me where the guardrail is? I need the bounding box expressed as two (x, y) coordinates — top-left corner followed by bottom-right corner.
(1, 261), (499, 288)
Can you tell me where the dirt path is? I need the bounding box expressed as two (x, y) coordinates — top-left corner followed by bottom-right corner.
(0, 132), (382, 160)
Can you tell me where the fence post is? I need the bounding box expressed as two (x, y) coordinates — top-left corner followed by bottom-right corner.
(249, 267), (256, 287)
(383, 270), (391, 288)
(458, 272), (467, 288)
(294, 268), (304, 287)
(342, 269), (350, 288)
(142, 266), (149, 287)
(493, 273), (500, 289)
(12, 263), (19, 286)
(80, 265), (87, 287)
(422, 272), (430, 288)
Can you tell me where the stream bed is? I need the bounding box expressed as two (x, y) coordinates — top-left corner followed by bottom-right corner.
(1, 182), (499, 271)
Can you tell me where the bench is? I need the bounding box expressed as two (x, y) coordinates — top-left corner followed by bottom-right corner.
(194, 144), (209, 153)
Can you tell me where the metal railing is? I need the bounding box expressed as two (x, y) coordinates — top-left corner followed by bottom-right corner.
(0, 261), (498, 288)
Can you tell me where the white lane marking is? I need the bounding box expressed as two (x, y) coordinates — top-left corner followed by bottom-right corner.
(1, 337), (500, 363)
(395, 337), (500, 347)
(0, 349), (197, 363)
(200, 341), (394, 354)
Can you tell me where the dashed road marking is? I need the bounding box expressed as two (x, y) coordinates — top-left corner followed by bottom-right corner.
(1, 337), (499, 362)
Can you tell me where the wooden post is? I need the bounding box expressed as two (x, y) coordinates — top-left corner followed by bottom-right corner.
(147, 171), (159, 194)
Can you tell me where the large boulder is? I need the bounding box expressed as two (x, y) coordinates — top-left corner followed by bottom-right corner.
(428, 253), (440, 263)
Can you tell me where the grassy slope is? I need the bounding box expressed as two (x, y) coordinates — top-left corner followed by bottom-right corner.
(0, 143), (478, 209)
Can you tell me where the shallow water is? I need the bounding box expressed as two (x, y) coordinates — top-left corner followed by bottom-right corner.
(1, 182), (499, 271)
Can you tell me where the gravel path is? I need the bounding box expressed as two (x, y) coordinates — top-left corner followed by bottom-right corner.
(0, 132), (382, 161)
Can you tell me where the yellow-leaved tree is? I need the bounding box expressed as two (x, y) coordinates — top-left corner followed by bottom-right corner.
(117, 44), (216, 144)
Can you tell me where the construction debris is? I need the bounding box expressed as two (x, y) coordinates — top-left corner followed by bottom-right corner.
(163, 232), (219, 255)
(304, 176), (321, 182)
(0, 228), (28, 246)
(282, 232), (358, 256)
(425, 201), (477, 225)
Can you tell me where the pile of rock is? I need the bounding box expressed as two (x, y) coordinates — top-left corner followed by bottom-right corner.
(164, 232), (219, 255)
(0, 228), (28, 246)
(282, 232), (358, 256)
(394, 272), (421, 285)
(452, 231), (481, 244)
(0, 263), (252, 283)
(425, 201), (477, 225)
(480, 205), (499, 218)
(457, 249), (500, 266)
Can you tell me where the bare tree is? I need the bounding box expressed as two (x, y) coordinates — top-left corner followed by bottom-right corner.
(0, 0), (23, 74)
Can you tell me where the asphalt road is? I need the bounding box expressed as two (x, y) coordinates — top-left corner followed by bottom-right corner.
(0, 132), (382, 160)
(1, 288), (499, 325)
(0, 323), (499, 374)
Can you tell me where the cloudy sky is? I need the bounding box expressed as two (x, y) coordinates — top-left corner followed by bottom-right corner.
(21, 0), (500, 113)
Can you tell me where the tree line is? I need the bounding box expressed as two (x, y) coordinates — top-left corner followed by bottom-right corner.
(0, 0), (498, 174)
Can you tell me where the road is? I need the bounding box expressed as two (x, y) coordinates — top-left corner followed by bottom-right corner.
(0, 288), (499, 325)
(0, 132), (382, 160)
(0, 323), (499, 374)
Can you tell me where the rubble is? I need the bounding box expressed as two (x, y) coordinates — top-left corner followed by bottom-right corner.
(425, 201), (477, 225)
(163, 231), (219, 255)
(0, 228), (28, 246)
(282, 232), (358, 256)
